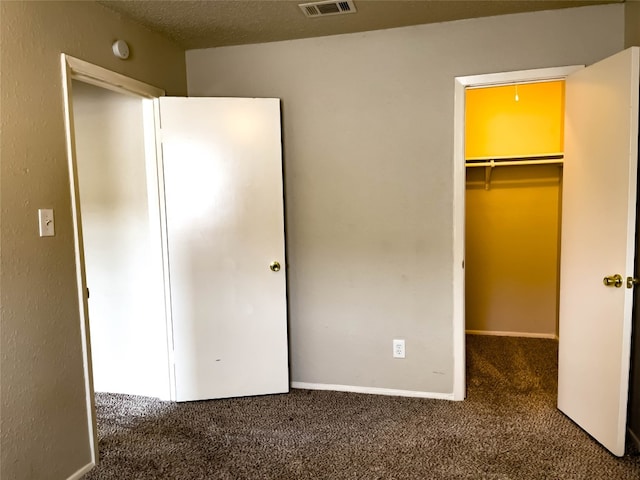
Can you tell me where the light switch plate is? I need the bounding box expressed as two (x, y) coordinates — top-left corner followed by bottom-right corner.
(38, 209), (55, 237)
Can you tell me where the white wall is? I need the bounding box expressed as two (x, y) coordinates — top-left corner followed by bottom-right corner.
(72, 81), (169, 399)
(186, 4), (624, 396)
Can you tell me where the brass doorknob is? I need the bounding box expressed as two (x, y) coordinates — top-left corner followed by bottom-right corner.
(270, 261), (281, 272)
(603, 274), (623, 288)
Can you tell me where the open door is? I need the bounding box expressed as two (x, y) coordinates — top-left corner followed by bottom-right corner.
(558, 47), (640, 456)
(158, 97), (289, 402)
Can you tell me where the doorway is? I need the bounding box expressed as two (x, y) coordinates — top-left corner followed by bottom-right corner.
(454, 48), (640, 457)
(451, 66), (582, 401)
(464, 80), (564, 339)
(61, 54), (168, 464)
(62, 54), (292, 464)
(70, 80), (171, 399)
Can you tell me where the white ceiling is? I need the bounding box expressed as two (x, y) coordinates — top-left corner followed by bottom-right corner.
(97, 0), (621, 50)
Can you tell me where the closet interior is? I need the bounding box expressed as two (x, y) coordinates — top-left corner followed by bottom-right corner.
(465, 80), (565, 338)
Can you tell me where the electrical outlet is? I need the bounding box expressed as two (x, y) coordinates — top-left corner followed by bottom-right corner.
(393, 339), (405, 359)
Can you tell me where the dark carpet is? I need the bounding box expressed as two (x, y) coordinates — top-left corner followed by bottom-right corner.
(85, 336), (640, 479)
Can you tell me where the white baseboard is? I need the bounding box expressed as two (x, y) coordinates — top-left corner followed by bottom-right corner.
(291, 382), (454, 400)
(466, 329), (558, 340)
(67, 462), (95, 480)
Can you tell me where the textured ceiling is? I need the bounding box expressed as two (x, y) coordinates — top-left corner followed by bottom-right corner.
(97, 0), (622, 50)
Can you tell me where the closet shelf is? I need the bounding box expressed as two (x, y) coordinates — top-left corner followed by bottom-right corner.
(465, 154), (563, 190)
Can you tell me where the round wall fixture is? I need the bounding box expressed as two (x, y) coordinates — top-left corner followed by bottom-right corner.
(112, 40), (130, 60)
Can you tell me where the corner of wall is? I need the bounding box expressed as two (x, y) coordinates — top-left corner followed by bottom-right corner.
(625, 1), (640, 48)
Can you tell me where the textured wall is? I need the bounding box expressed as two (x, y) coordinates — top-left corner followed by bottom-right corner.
(186, 4), (624, 396)
(0, 2), (185, 479)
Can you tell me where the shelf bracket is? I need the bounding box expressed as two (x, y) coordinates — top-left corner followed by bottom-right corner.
(484, 160), (495, 190)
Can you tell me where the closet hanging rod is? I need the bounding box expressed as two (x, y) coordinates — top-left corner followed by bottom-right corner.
(465, 158), (563, 168)
(466, 154), (564, 191)
(466, 152), (563, 162)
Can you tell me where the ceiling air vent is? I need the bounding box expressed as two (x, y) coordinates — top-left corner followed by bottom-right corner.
(299, 1), (357, 18)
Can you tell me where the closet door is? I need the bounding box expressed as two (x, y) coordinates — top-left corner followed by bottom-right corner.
(558, 47), (639, 456)
(158, 97), (289, 402)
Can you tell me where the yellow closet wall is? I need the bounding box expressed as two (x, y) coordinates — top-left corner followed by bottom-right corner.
(465, 81), (564, 336)
(466, 81), (564, 158)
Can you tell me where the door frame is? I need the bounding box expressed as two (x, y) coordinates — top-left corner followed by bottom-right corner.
(451, 65), (583, 400)
(60, 54), (166, 465)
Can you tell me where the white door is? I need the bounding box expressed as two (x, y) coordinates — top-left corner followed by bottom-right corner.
(558, 47), (640, 456)
(158, 97), (289, 402)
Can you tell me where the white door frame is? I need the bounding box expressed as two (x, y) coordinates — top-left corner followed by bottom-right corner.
(60, 54), (166, 465)
(451, 65), (583, 400)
